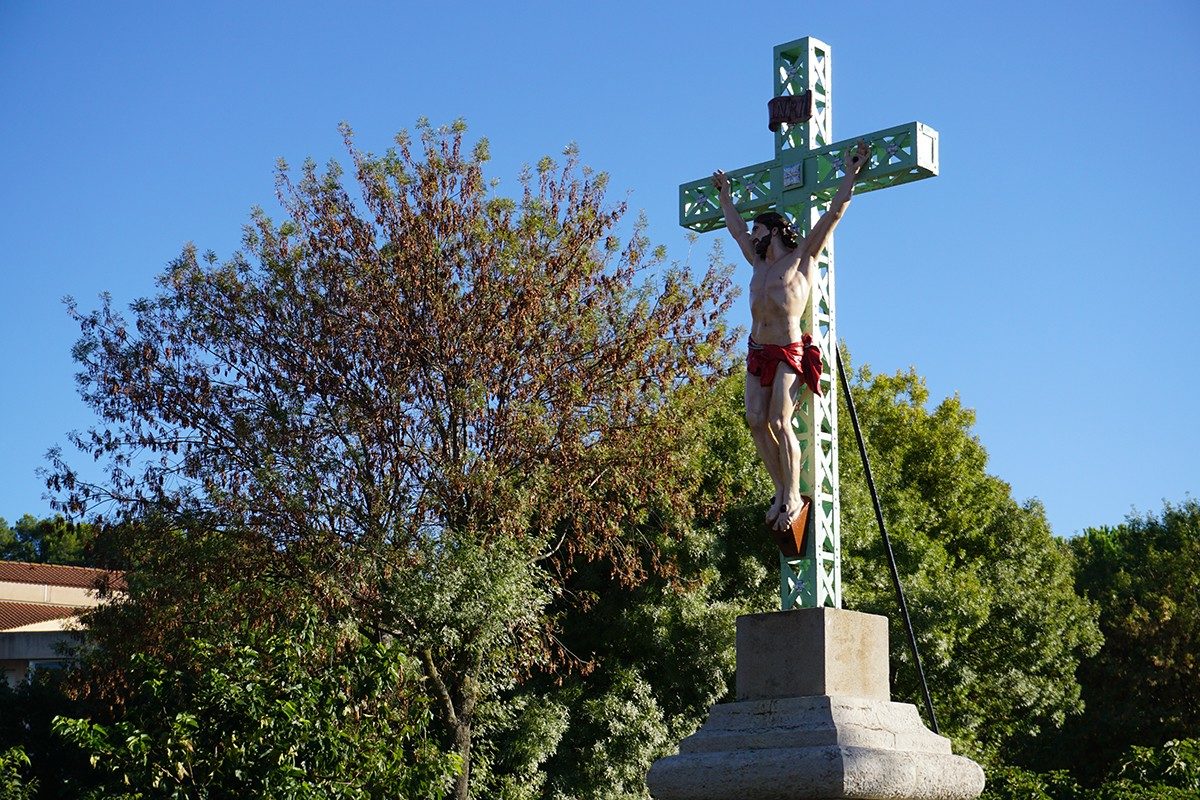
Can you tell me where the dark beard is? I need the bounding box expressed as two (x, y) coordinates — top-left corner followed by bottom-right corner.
(754, 232), (771, 259)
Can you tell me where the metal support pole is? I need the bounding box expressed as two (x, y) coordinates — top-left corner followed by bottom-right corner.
(835, 345), (939, 735)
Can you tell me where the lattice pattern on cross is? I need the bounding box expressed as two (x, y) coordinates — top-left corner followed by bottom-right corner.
(679, 37), (939, 610)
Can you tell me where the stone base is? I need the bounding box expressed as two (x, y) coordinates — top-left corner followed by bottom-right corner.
(646, 695), (984, 799)
(646, 609), (985, 800)
(737, 608), (890, 702)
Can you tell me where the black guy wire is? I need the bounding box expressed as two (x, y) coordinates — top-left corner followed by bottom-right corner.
(835, 344), (940, 735)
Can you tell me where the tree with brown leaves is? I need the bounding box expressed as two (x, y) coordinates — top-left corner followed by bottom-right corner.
(51, 119), (736, 798)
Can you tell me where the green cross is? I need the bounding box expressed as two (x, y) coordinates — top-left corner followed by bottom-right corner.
(678, 37), (939, 610)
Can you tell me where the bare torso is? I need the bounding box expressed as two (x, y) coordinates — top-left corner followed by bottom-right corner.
(710, 140), (868, 531)
(749, 249), (813, 345)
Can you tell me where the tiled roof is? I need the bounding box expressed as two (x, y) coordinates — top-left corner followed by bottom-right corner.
(0, 561), (126, 592)
(0, 601), (81, 632)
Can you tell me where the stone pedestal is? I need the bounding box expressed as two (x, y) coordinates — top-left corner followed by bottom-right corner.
(646, 608), (984, 800)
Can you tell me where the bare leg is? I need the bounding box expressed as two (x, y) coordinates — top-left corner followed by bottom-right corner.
(767, 366), (805, 532)
(745, 372), (785, 523)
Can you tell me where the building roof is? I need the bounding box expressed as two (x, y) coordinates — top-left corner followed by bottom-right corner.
(0, 601), (82, 632)
(0, 561), (126, 592)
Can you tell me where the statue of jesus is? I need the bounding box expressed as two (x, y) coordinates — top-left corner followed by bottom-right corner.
(712, 141), (869, 533)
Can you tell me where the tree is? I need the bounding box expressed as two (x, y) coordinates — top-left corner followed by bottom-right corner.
(0, 671), (97, 800)
(0, 510), (454, 800)
(473, 365), (1102, 798)
(0, 516), (95, 565)
(49, 119), (736, 799)
(55, 606), (457, 799)
(979, 737), (1200, 799)
(0, 747), (37, 800)
(480, 374), (762, 800)
(1051, 500), (1200, 782)
(834, 363), (1101, 763)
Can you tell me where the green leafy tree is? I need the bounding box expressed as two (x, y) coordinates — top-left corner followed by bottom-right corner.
(978, 765), (1082, 800)
(0, 519), (18, 561)
(0, 747), (37, 800)
(0, 516), (95, 565)
(1051, 500), (1200, 782)
(54, 608), (456, 799)
(833, 363), (1101, 763)
(0, 671), (98, 799)
(1116, 737), (1200, 793)
(482, 364), (1102, 798)
(49, 120), (735, 799)
(980, 737), (1200, 799)
(5, 510), (452, 800)
(58, 514), (308, 714)
(461, 370), (763, 800)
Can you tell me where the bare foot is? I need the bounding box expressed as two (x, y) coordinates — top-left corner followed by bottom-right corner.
(766, 495), (783, 525)
(774, 496), (803, 532)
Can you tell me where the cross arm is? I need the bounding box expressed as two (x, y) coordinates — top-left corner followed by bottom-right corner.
(679, 121), (939, 232)
(678, 158), (779, 234)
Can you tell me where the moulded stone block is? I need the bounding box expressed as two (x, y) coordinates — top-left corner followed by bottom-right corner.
(647, 610), (984, 799)
(736, 607), (890, 701)
(647, 696), (983, 800)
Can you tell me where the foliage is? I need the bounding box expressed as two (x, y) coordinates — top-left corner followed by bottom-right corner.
(0, 666), (99, 799)
(979, 765), (1081, 800)
(7, 512), (456, 800)
(49, 119), (735, 798)
(980, 738), (1200, 799)
(41, 112), (1153, 798)
(831, 363), (1101, 763)
(1089, 783), (1198, 800)
(54, 608), (456, 799)
(1053, 500), (1200, 782)
(1117, 737), (1200, 793)
(0, 516), (95, 565)
(477, 363), (1103, 797)
(0, 747), (37, 800)
(53, 514), (296, 716)
(465, 372), (764, 800)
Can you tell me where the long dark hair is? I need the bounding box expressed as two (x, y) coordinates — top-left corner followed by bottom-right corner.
(753, 211), (800, 249)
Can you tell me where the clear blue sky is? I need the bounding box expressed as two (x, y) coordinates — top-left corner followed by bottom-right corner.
(1, 1), (1196, 538)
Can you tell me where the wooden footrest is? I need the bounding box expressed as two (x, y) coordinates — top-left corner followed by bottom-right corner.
(768, 495), (812, 558)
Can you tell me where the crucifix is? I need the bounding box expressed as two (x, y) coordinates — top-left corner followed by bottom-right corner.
(679, 37), (939, 610)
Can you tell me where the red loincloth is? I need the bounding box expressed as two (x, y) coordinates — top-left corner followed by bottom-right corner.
(747, 334), (823, 395)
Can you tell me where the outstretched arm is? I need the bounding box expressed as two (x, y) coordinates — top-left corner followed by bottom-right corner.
(802, 140), (870, 257)
(712, 170), (757, 265)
